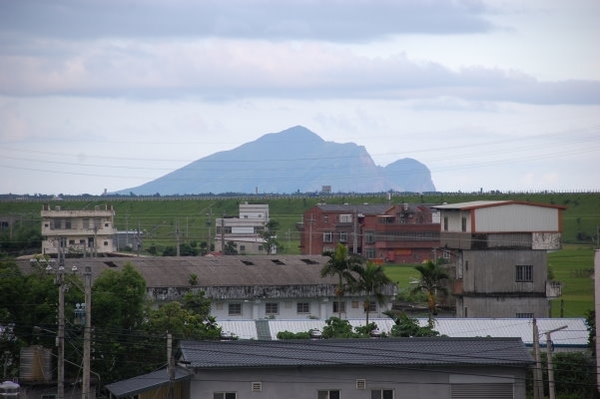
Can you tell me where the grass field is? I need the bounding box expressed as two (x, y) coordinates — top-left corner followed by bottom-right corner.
(383, 246), (596, 318)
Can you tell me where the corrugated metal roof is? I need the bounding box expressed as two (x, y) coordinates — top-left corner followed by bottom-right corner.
(433, 200), (567, 211)
(104, 368), (191, 398)
(217, 318), (588, 348)
(179, 337), (533, 369)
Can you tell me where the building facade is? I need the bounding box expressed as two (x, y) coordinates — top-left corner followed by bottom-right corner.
(41, 204), (116, 257)
(178, 338), (532, 399)
(214, 202), (270, 254)
(434, 200), (565, 318)
(298, 203), (440, 263)
(17, 255), (398, 321)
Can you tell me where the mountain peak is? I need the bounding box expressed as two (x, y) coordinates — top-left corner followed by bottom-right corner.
(116, 126), (435, 195)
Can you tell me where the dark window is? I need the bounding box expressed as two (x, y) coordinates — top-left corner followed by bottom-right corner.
(515, 265), (533, 282)
(443, 216), (448, 231)
(318, 390), (340, 399)
(297, 302), (310, 313)
(516, 313), (534, 319)
(214, 393), (236, 399)
(364, 301), (376, 312)
(228, 303), (242, 316)
(461, 217), (467, 232)
(372, 389), (394, 399)
(265, 303), (278, 315)
(323, 232), (333, 242)
(333, 301), (346, 313)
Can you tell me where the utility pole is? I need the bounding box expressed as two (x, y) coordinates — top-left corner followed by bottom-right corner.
(167, 333), (174, 399)
(57, 255), (65, 399)
(532, 318), (543, 399)
(82, 267), (92, 399)
(308, 214), (314, 255)
(546, 325), (568, 399)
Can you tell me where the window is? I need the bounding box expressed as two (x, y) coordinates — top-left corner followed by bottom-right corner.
(351, 301), (359, 309)
(333, 301), (346, 313)
(371, 389), (394, 399)
(318, 390), (340, 399)
(339, 214), (352, 223)
(461, 217), (467, 232)
(83, 219), (89, 229)
(365, 231), (375, 244)
(297, 302), (310, 314)
(228, 303), (242, 316)
(265, 302), (278, 315)
(214, 393), (236, 399)
(69, 239), (75, 245)
(443, 217), (448, 231)
(103, 241), (109, 246)
(515, 265), (533, 282)
(364, 301), (376, 312)
(239, 245), (246, 252)
(516, 313), (534, 319)
(323, 232), (333, 242)
(364, 248), (376, 258)
(339, 231), (348, 242)
(65, 220), (72, 229)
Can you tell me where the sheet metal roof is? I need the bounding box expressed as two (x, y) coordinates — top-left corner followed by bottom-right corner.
(216, 318), (588, 348)
(179, 337), (533, 369)
(432, 200), (566, 210)
(104, 368), (191, 398)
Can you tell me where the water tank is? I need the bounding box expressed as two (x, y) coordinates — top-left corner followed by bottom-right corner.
(19, 345), (52, 382)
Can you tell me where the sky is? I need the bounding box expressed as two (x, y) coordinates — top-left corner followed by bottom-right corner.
(1, 0), (599, 195)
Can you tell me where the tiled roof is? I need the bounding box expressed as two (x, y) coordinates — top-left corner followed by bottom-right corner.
(104, 368), (191, 398)
(17, 255), (337, 287)
(178, 337), (533, 369)
(314, 204), (392, 214)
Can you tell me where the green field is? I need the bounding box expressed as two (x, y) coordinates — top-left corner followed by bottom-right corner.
(1, 192), (597, 317)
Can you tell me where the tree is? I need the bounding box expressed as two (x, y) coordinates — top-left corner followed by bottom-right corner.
(385, 311), (440, 337)
(320, 243), (362, 318)
(91, 263), (147, 382)
(411, 260), (449, 327)
(223, 241), (238, 255)
(352, 261), (394, 325)
(260, 219), (281, 254)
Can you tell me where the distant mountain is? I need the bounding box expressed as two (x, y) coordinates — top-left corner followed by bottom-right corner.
(115, 126), (436, 195)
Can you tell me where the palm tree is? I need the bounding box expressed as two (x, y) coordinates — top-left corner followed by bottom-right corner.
(353, 261), (394, 325)
(412, 260), (449, 327)
(321, 243), (362, 318)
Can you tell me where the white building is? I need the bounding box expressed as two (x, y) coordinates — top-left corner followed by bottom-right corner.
(214, 202), (271, 254)
(41, 204), (116, 257)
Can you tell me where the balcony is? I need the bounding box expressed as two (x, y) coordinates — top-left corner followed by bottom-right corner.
(546, 281), (562, 298)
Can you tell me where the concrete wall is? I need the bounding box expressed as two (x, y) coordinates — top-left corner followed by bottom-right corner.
(189, 365), (527, 399)
(457, 296), (549, 318)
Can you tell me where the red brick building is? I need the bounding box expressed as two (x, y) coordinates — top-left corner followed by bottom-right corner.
(298, 203), (440, 263)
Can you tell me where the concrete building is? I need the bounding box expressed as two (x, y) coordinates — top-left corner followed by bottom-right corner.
(214, 202), (270, 254)
(41, 204), (116, 257)
(16, 255), (398, 321)
(177, 337), (532, 399)
(433, 200), (565, 318)
(298, 203), (440, 263)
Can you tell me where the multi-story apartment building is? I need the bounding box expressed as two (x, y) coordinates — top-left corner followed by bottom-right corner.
(298, 203), (440, 263)
(433, 200), (565, 318)
(214, 202), (270, 254)
(41, 204), (116, 257)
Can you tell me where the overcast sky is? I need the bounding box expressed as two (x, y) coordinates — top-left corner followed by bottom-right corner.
(1, 0), (599, 195)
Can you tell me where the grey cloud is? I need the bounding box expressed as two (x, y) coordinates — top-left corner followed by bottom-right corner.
(1, 0), (494, 42)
